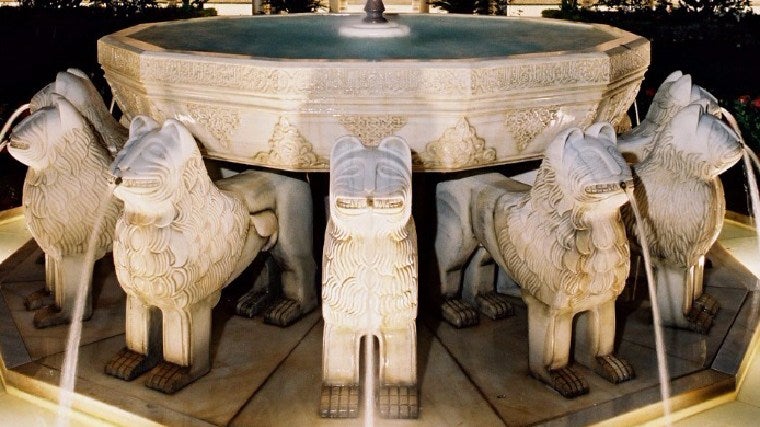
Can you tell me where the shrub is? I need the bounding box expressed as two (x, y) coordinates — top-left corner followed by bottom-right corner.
(732, 96), (760, 153)
(428, 0), (508, 15)
(267, 0), (324, 13)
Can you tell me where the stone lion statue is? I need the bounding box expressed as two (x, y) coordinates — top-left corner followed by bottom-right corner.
(18, 69), (129, 315)
(321, 136), (418, 419)
(436, 123), (635, 398)
(7, 95), (123, 328)
(105, 117), (316, 394)
(619, 71), (719, 163)
(622, 103), (743, 333)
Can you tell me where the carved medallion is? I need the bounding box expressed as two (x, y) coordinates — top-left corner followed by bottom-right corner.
(417, 118), (496, 170)
(253, 117), (328, 169)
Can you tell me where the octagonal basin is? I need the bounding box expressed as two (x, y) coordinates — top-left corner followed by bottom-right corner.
(97, 14), (649, 172)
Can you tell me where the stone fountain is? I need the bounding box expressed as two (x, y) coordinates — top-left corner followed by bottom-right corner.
(1, 3), (759, 426)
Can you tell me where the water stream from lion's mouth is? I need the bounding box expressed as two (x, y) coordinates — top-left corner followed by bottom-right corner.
(364, 334), (376, 427)
(56, 183), (116, 427)
(624, 185), (672, 425)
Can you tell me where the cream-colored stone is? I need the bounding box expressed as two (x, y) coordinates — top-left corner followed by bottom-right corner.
(321, 136), (418, 418)
(436, 123), (634, 397)
(97, 16), (649, 172)
(622, 103), (743, 333)
(619, 71), (720, 163)
(7, 95), (123, 329)
(106, 117), (316, 394)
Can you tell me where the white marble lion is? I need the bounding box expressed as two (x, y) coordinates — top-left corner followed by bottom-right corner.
(619, 71), (719, 163)
(436, 123), (635, 398)
(8, 95), (122, 328)
(622, 103), (743, 333)
(105, 117), (316, 394)
(321, 136), (418, 419)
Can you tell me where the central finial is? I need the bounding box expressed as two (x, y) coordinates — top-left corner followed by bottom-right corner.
(363, 0), (388, 24)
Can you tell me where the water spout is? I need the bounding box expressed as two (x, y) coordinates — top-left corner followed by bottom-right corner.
(364, 335), (375, 427)
(625, 185), (672, 425)
(55, 182), (117, 427)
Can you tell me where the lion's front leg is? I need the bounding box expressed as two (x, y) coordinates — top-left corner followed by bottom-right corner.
(105, 295), (161, 381)
(33, 253), (93, 328)
(686, 257), (719, 334)
(145, 293), (219, 394)
(24, 254), (55, 311)
(320, 324), (360, 418)
(575, 301), (635, 385)
(524, 295), (588, 398)
(377, 324), (419, 419)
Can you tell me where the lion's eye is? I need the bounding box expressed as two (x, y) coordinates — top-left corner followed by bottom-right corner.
(147, 143), (165, 160)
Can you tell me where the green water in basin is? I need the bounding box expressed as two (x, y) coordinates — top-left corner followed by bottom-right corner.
(131, 14), (616, 61)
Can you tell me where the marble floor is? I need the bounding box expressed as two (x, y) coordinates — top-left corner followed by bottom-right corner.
(0, 209), (759, 426)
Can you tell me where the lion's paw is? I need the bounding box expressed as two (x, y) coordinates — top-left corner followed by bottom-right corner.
(264, 298), (302, 327)
(378, 384), (419, 419)
(596, 355), (635, 384)
(145, 361), (205, 394)
(441, 299), (479, 328)
(549, 367), (589, 398)
(476, 292), (514, 320)
(319, 384), (359, 418)
(693, 293), (720, 316)
(24, 288), (53, 311)
(235, 289), (275, 318)
(104, 347), (157, 381)
(687, 309), (715, 335)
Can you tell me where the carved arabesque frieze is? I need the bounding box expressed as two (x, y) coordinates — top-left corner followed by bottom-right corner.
(338, 115), (408, 146)
(416, 118), (496, 170)
(253, 117), (328, 168)
(504, 107), (560, 152)
(186, 103), (240, 150)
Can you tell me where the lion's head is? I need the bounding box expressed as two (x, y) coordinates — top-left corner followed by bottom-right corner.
(539, 123), (633, 214)
(9, 95), (90, 171)
(110, 117), (202, 216)
(329, 136), (412, 239)
(651, 103), (742, 180)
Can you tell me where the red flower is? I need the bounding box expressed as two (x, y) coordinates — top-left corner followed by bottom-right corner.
(752, 97), (760, 109)
(738, 95), (751, 105)
(644, 87), (656, 97)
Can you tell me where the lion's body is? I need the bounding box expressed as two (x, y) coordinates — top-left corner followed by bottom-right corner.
(436, 124), (634, 397)
(622, 104), (742, 332)
(8, 97), (122, 327)
(320, 136), (419, 419)
(106, 117), (314, 394)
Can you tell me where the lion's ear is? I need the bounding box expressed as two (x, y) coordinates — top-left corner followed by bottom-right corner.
(129, 116), (160, 139)
(664, 70), (684, 83)
(331, 136), (362, 170)
(161, 119), (198, 157)
(378, 136), (412, 171)
(546, 127), (583, 165)
(669, 73), (693, 104)
(52, 95), (83, 130)
(585, 122), (617, 143)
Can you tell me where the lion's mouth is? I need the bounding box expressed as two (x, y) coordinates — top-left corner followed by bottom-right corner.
(8, 139), (29, 150)
(585, 179), (633, 195)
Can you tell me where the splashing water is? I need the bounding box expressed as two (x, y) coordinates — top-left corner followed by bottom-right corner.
(0, 103), (31, 152)
(365, 334), (375, 427)
(624, 185), (672, 425)
(56, 183), (117, 427)
(721, 107), (760, 276)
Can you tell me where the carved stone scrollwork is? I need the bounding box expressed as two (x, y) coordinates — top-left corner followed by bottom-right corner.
(504, 107), (560, 152)
(338, 115), (407, 146)
(253, 117), (328, 169)
(186, 103), (240, 150)
(416, 118), (496, 170)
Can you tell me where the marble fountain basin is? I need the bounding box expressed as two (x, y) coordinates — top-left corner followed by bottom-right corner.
(97, 14), (649, 172)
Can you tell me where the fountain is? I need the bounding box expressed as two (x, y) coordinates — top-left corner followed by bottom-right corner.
(1, 2), (760, 426)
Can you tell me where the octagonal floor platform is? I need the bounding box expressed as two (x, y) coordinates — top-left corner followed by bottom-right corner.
(0, 210), (758, 426)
